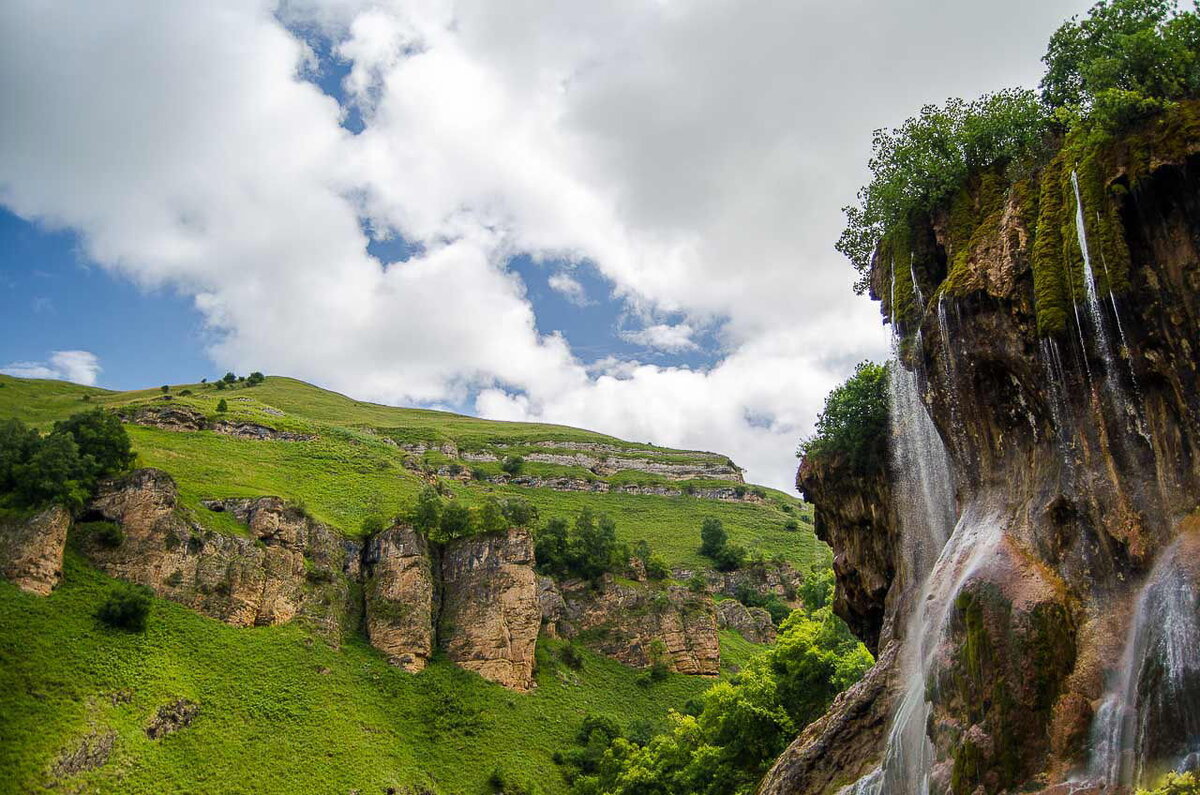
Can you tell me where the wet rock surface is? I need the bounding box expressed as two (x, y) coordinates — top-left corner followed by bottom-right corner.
(770, 141), (1200, 792)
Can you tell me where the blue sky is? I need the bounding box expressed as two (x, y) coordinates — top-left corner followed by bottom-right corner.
(0, 0), (1084, 488)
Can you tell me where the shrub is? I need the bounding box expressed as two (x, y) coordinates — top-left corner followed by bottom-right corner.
(535, 509), (625, 582)
(222, 372), (237, 384)
(644, 553), (671, 581)
(87, 521), (125, 549)
(1138, 771), (1200, 795)
(470, 467), (488, 481)
(797, 361), (889, 473)
(246, 371), (265, 386)
(160, 385), (170, 394)
(783, 518), (800, 532)
(500, 455), (524, 475)
(436, 501), (473, 541)
(54, 408), (136, 478)
(361, 514), (386, 536)
(215, 381), (226, 390)
(560, 642), (585, 670)
(216, 399), (228, 412)
(474, 498), (508, 534)
(179, 389), (192, 396)
(699, 517), (727, 557)
(410, 485), (442, 535)
(96, 585), (151, 632)
(501, 497), (539, 528)
(687, 572), (708, 594)
(713, 543), (746, 572)
(799, 565), (836, 611)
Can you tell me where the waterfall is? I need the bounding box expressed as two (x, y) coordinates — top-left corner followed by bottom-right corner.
(1070, 170), (1120, 378)
(1088, 536), (1200, 788)
(841, 272), (961, 794)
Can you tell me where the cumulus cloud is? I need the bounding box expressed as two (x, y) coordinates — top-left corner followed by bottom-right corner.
(620, 323), (698, 353)
(0, 0), (1091, 489)
(547, 272), (591, 306)
(2, 350), (101, 385)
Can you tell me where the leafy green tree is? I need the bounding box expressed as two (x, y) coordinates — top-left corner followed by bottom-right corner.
(500, 455), (525, 475)
(411, 485), (443, 535)
(1042, 0), (1200, 121)
(0, 418), (41, 494)
(712, 543), (745, 573)
(216, 398), (228, 412)
(161, 385), (170, 394)
(769, 607), (874, 727)
(54, 408), (136, 479)
(798, 565), (836, 611)
(699, 517), (727, 557)
(798, 361), (889, 473)
(501, 497), (539, 528)
(12, 431), (89, 510)
(437, 501), (473, 541)
(222, 372), (237, 384)
(535, 516), (570, 573)
(475, 498), (508, 534)
(571, 509), (623, 581)
(246, 371), (265, 386)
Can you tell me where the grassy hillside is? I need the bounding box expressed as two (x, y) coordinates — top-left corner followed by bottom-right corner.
(1, 553), (767, 794)
(0, 372), (820, 793)
(0, 374), (823, 572)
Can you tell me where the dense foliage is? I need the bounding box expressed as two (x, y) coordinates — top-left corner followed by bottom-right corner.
(1138, 772), (1200, 794)
(0, 410), (134, 511)
(839, 0), (1200, 290)
(96, 584), (152, 632)
(406, 486), (542, 543)
(798, 361), (889, 473)
(697, 517), (746, 572)
(536, 508), (630, 582)
(558, 605), (873, 795)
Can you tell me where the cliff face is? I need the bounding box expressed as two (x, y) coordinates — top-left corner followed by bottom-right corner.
(796, 455), (896, 654)
(363, 524), (436, 672)
(85, 470), (359, 638)
(765, 113), (1200, 794)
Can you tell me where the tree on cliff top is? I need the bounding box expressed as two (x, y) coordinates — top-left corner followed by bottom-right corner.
(798, 361), (889, 474)
(838, 0), (1200, 289)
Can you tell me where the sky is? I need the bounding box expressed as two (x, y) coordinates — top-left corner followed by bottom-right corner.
(0, 0), (1092, 491)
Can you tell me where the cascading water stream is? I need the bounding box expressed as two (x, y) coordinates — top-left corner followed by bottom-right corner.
(840, 270), (962, 795)
(1087, 536), (1200, 787)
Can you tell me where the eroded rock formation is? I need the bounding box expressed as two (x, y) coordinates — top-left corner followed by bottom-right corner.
(764, 115), (1200, 793)
(541, 576), (721, 675)
(363, 524), (436, 672)
(439, 529), (541, 691)
(85, 469), (358, 638)
(0, 505), (70, 595)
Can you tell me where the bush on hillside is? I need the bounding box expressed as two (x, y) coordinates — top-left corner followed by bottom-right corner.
(535, 508), (629, 583)
(0, 411), (135, 511)
(96, 585), (152, 632)
(216, 398), (228, 412)
(500, 455), (524, 475)
(699, 517), (728, 557)
(556, 605), (873, 794)
(501, 497), (539, 528)
(246, 371), (265, 386)
(1138, 772), (1200, 794)
(797, 361), (889, 474)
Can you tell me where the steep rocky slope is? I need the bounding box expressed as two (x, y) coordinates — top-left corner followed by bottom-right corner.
(764, 108), (1200, 793)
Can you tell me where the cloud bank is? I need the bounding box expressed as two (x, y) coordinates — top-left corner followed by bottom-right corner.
(2, 350), (101, 385)
(0, 0), (1089, 489)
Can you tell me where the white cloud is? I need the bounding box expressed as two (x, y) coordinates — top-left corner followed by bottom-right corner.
(2, 350), (101, 385)
(0, 0), (1092, 489)
(620, 323), (698, 353)
(547, 272), (591, 306)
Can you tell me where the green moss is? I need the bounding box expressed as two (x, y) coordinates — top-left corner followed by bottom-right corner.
(1032, 157), (1071, 335)
(879, 224), (917, 325)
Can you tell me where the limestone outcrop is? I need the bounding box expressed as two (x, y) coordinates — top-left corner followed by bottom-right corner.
(84, 470), (358, 638)
(0, 505), (70, 595)
(127, 405), (314, 441)
(363, 524), (436, 672)
(715, 598), (776, 645)
(438, 529), (541, 691)
(542, 576), (720, 675)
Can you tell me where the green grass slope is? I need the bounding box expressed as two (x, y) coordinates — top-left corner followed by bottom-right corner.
(1, 553), (762, 794)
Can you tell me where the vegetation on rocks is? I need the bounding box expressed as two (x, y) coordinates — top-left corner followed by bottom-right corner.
(797, 362), (889, 474)
(839, 0), (1200, 333)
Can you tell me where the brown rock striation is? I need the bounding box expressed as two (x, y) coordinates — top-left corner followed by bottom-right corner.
(438, 529), (541, 691)
(0, 505), (70, 595)
(363, 523), (436, 672)
(543, 576), (720, 675)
